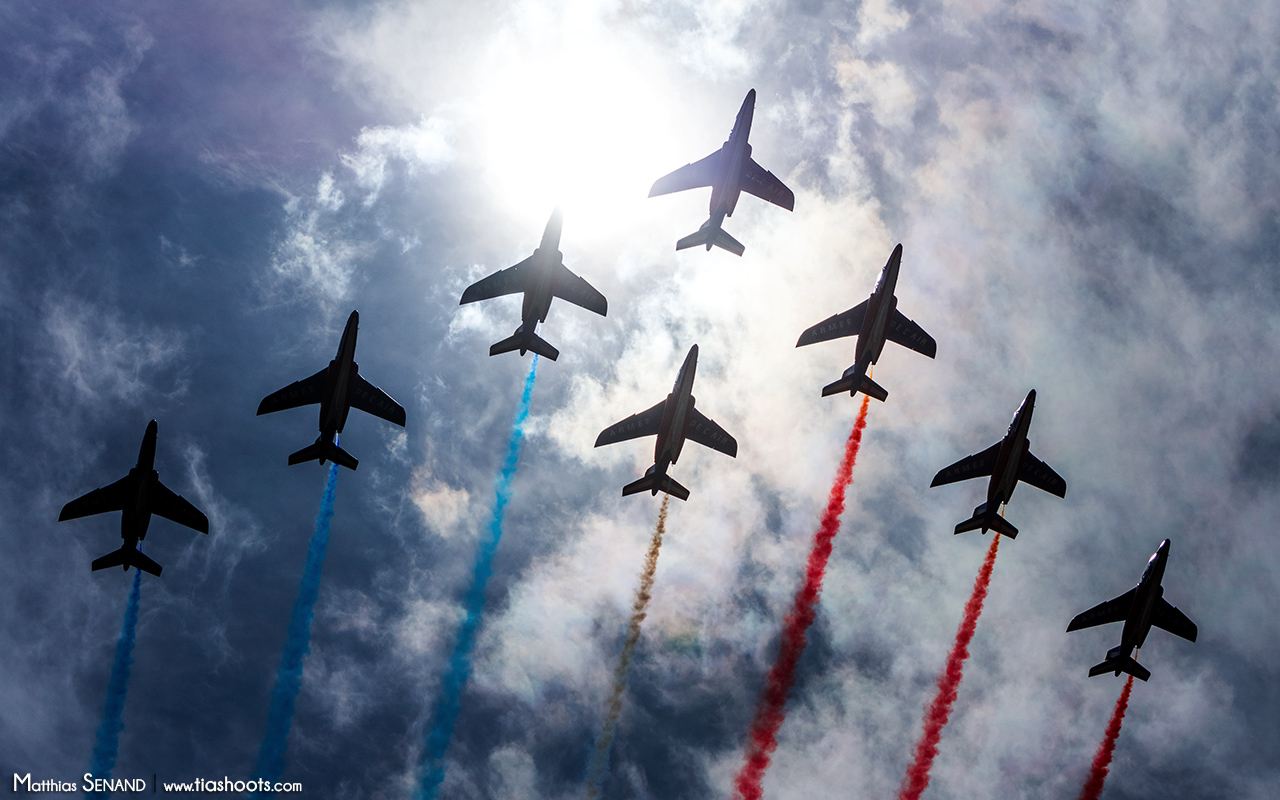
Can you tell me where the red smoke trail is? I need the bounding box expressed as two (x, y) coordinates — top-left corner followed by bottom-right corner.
(1077, 675), (1135, 800)
(897, 530), (1002, 800)
(732, 395), (871, 800)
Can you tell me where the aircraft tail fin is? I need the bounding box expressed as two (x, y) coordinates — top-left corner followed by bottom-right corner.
(1088, 649), (1151, 681)
(676, 220), (745, 256)
(621, 466), (690, 501)
(821, 366), (888, 401)
(288, 437), (359, 471)
(489, 326), (560, 361)
(92, 547), (162, 577)
(953, 502), (1018, 539)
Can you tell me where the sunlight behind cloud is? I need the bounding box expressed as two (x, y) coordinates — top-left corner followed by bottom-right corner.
(467, 2), (697, 243)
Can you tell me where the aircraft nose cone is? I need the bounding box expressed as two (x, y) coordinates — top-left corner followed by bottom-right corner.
(348, 309), (359, 324)
(1026, 388), (1037, 404)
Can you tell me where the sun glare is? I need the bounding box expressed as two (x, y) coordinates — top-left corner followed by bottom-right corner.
(466, 4), (703, 245)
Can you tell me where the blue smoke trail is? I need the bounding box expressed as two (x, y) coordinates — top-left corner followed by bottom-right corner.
(87, 568), (143, 792)
(253, 461), (340, 792)
(417, 356), (538, 800)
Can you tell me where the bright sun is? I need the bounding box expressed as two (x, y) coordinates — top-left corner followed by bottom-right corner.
(463, 3), (705, 246)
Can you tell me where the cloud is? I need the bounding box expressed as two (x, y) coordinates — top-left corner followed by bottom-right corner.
(40, 298), (186, 406)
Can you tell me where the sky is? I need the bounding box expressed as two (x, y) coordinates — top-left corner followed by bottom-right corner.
(2, 0), (1278, 798)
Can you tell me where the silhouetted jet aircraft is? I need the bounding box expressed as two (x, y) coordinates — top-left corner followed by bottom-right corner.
(459, 209), (607, 361)
(257, 310), (405, 470)
(58, 420), (208, 576)
(649, 89), (794, 256)
(796, 243), (936, 401)
(594, 344), (737, 500)
(1067, 539), (1198, 681)
(930, 389), (1065, 538)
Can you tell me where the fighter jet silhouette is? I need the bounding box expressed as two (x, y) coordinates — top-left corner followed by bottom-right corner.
(1068, 539), (1198, 681)
(796, 243), (936, 401)
(257, 310), (405, 470)
(459, 209), (607, 361)
(649, 89), (794, 256)
(59, 420), (208, 576)
(595, 344), (737, 500)
(930, 390), (1066, 538)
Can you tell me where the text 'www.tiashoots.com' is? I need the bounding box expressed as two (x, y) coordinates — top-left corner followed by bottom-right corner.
(13, 774), (302, 793)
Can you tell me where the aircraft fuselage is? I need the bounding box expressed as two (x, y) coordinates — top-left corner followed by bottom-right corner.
(853, 244), (903, 369)
(707, 90), (755, 221)
(1118, 539), (1170, 655)
(986, 389), (1037, 508)
(520, 211), (564, 329)
(318, 311), (361, 440)
(119, 420), (160, 544)
(653, 344), (699, 476)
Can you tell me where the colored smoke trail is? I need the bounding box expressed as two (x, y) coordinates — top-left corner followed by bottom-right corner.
(896, 531), (1001, 800)
(585, 494), (671, 798)
(733, 394), (871, 800)
(253, 462), (340, 791)
(417, 356), (538, 800)
(87, 568), (143, 788)
(1077, 675), (1135, 800)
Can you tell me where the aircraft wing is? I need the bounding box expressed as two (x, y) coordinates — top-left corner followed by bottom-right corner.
(649, 151), (721, 197)
(550, 262), (607, 316)
(686, 407), (737, 457)
(931, 441), (1002, 487)
(1067, 587), (1137, 632)
(741, 157), (795, 211)
(257, 367), (328, 415)
(796, 301), (868, 347)
(885, 309), (937, 358)
(151, 479), (210, 534)
(350, 374), (407, 427)
(459, 256), (535, 305)
(595, 399), (666, 447)
(1018, 450), (1067, 498)
(1151, 597), (1198, 642)
(59, 475), (133, 521)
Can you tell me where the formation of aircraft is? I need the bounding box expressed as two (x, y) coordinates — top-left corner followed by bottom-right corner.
(256, 310), (406, 471)
(1067, 539), (1198, 681)
(930, 389), (1066, 538)
(459, 209), (608, 361)
(59, 85), (1199, 684)
(649, 89), (794, 256)
(796, 243), (936, 400)
(594, 344), (737, 500)
(58, 420), (209, 576)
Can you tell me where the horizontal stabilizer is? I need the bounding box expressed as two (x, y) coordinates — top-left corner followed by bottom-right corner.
(676, 221), (745, 256)
(622, 467), (690, 501)
(288, 437), (359, 471)
(1088, 653), (1150, 682)
(821, 367), (887, 401)
(489, 327), (560, 361)
(954, 503), (1018, 538)
(92, 547), (162, 577)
